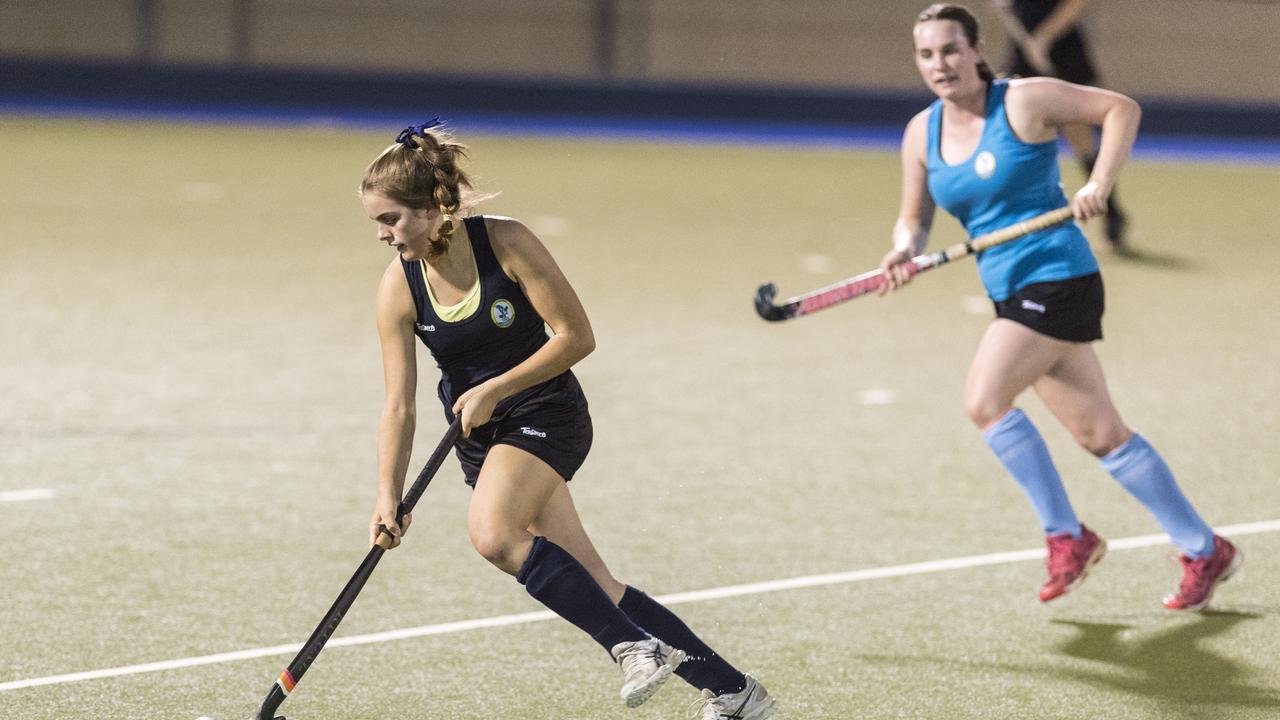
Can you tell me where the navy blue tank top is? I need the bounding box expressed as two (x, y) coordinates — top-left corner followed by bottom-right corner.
(400, 216), (554, 408)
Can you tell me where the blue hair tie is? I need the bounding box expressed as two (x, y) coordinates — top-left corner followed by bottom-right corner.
(396, 118), (443, 149)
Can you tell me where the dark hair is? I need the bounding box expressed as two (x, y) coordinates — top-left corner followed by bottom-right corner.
(916, 3), (995, 82)
(361, 123), (478, 260)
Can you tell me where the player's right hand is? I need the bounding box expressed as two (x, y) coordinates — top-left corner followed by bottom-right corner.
(369, 497), (412, 549)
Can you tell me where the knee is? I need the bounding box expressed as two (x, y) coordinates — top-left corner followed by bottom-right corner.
(467, 522), (523, 572)
(965, 392), (1011, 430)
(1073, 422), (1132, 457)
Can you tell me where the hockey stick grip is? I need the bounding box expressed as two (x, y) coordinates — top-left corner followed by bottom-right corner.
(953, 206), (1075, 257)
(796, 261), (922, 315)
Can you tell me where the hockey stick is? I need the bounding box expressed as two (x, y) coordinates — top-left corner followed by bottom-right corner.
(754, 206), (1074, 322)
(255, 417), (462, 720)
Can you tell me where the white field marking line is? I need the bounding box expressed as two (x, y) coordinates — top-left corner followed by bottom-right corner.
(0, 488), (55, 503)
(858, 388), (898, 406)
(3, 518), (1278, 693)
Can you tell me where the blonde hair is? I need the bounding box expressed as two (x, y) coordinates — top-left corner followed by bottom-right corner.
(360, 123), (480, 260)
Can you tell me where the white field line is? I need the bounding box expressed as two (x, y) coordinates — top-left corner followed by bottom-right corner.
(3, 518), (1278, 693)
(0, 489), (55, 503)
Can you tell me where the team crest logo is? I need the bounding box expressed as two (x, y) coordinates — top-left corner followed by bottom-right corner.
(974, 151), (997, 179)
(491, 299), (516, 328)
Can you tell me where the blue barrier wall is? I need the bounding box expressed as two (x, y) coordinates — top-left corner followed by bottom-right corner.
(4, 57), (1278, 140)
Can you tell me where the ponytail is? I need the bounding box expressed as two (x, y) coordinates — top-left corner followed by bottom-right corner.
(361, 121), (479, 260)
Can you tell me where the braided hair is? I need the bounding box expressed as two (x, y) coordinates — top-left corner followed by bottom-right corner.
(360, 121), (478, 260)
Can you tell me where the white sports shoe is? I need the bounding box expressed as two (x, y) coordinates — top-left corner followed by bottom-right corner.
(610, 637), (687, 708)
(689, 674), (776, 720)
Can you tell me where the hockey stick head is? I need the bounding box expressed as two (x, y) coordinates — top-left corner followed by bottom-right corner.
(754, 282), (797, 322)
(256, 684), (288, 720)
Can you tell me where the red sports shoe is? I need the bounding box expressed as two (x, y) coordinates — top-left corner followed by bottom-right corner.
(1039, 525), (1107, 602)
(1164, 536), (1242, 611)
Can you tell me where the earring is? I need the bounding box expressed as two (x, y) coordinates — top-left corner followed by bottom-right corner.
(436, 210), (456, 240)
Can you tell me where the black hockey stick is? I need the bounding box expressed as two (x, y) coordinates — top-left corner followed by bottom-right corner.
(256, 417), (462, 720)
(754, 206), (1074, 322)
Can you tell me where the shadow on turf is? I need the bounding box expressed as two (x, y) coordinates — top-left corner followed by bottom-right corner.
(1102, 244), (1200, 271)
(1049, 611), (1278, 716)
(848, 611), (1275, 717)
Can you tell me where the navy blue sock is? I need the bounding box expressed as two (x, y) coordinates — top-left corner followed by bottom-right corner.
(983, 408), (1081, 536)
(516, 536), (648, 653)
(619, 586), (746, 695)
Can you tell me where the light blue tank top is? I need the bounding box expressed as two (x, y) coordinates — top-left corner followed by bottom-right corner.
(926, 79), (1097, 301)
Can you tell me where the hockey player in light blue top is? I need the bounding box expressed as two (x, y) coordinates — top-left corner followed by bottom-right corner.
(878, 4), (1240, 611)
(923, 75), (1098, 302)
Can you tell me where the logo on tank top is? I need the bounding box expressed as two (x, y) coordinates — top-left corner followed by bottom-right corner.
(974, 151), (997, 180)
(491, 299), (516, 328)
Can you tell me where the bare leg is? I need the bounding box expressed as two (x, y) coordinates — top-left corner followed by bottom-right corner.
(968, 322), (1112, 601)
(523, 454), (753, 697)
(1036, 345), (1215, 557)
(969, 320), (1082, 537)
(467, 444), (653, 658)
(466, 444), (561, 574)
(466, 445), (689, 705)
(965, 319), (1070, 429)
(530, 480), (627, 603)
(1032, 342), (1131, 456)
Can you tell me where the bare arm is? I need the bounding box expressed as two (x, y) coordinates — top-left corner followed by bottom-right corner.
(1031, 0), (1091, 47)
(992, 0), (1090, 75)
(991, 0), (1052, 74)
(880, 110), (937, 293)
(449, 217), (595, 436)
(370, 258), (418, 547)
(1006, 77), (1141, 219)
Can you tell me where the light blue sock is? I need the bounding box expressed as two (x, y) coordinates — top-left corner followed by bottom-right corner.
(1101, 433), (1215, 558)
(983, 408), (1081, 537)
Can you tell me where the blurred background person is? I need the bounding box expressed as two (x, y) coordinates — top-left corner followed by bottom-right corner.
(993, 0), (1132, 251)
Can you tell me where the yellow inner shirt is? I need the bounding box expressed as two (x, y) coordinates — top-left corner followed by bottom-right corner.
(422, 256), (481, 322)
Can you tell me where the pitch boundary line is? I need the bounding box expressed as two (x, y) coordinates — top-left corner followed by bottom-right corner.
(3, 518), (1278, 693)
(0, 488), (56, 503)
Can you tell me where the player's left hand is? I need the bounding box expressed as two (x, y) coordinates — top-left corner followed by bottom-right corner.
(1072, 180), (1112, 223)
(452, 380), (501, 437)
